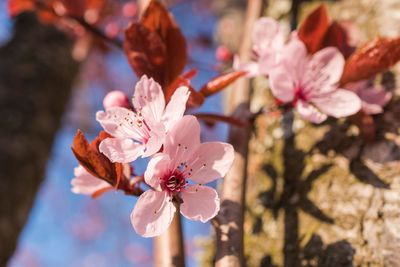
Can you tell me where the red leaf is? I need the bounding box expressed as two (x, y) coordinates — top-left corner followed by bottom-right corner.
(182, 69), (198, 79)
(340, 36), (400, 84)
(165, 75), (190, 102)
(199, 70), (246, 98)
(123, 22), (167, 86)
(91, 186), (113, 199)
(141, 1), (187, 85)
(61, 0), (86, 18)
(194, 113), (248, 127)
(323, 21), (354, 59)
(8, 0), (35, 17)
(166, 74), (204, 108)
(298, 4), (330, 54)
(36, 8), (59, 24)
(84, 0), (106, 14)
(115, 163), (125, 190)
(164, 69), (198, 102)
(71, 130), (117, 185)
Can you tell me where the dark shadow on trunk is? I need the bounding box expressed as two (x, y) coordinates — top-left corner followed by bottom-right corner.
(0, 13), (79, 265)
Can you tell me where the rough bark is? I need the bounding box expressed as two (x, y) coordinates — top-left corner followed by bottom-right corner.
(0, 13), (79, 265)
(244, 1), (400, 266)
(198, 0), (400, 266)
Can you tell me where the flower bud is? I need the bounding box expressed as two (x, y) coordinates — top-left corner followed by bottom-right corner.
(215, 45), (232, 62)
(103, 91), (132, 110)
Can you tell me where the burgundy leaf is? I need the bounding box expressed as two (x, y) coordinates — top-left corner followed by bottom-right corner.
(141, 0), (187, 86)
(341, 36), (400, 84)
(199, 70), (246, 98)
(123, 22), (167, 86)
(323, 21), (354, 59)
(71, 130), (122, 186)
(298, 4), (330, 54)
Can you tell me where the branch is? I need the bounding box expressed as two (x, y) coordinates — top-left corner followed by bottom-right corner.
(70, 16), (123, 49)
(154, 202), (185, 267)
(214, 0), (263, 266)
(34, 2), (123, 49)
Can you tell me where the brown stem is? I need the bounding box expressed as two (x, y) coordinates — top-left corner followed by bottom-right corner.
(214, 0), (263, 266)
(154, 203), (185, 267)
(194, 113), (249, 127)
(70, 16), (123, 49)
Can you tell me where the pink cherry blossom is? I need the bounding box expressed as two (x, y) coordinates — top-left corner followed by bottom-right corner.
(269, 38), (361, 123)
(130, 115), (234, 237)
(103, 90), (132, 110)
(344, 80), (392, 114)
(234, 17), (286, 77)
(96, 75), (190, 163)
(71, 165), (109, 195)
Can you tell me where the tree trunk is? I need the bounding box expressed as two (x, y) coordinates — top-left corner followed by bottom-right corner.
(214, 0), (263, 266)
(244, 1), (400, 266)
(199, 0), (400, 266)
(0, 13), (79, 265)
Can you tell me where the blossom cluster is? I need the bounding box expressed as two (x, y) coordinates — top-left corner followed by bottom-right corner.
(235, 17), (391, 123)
(72, 75), (235, 237)
(69, 8), (397, 240)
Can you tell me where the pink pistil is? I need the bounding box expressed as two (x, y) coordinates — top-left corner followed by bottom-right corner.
(162, 170), (187, 195)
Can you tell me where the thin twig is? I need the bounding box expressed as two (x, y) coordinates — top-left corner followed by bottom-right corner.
(34, 1), (123, 49)
(69, 16), (123, 49)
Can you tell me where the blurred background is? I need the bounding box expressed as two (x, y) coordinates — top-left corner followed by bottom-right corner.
(0, 0), (231, 266)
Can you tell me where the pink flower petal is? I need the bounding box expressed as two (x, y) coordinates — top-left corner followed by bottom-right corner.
(361, 102), (384, 114)
(71, 166), (109, 195)
(162, 86), (190, 131)
(357, 85), (391, 115)
(258, 51), (279, 76)
(142, 122), (165, 157)
(144, 153), (171, 189)
(312, 89), (361, 118)
(281, 38), (308, 78)
(163, 115), (201, 168)
(343, 80), (368, 93)
(295, 100), (327, 124)
(252, 17), (284, 54)
(96, 107), (143, 140)
(132, 75), (166, 123)
(99, 137), (144, 163)
(131, 190), (176, 237)
(269, 65), (295, 102)
(187, 142), (234, 184)
(233, 55), (260, 77)
(307, 47), (345, 92)
(180, 185), (220, 223)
